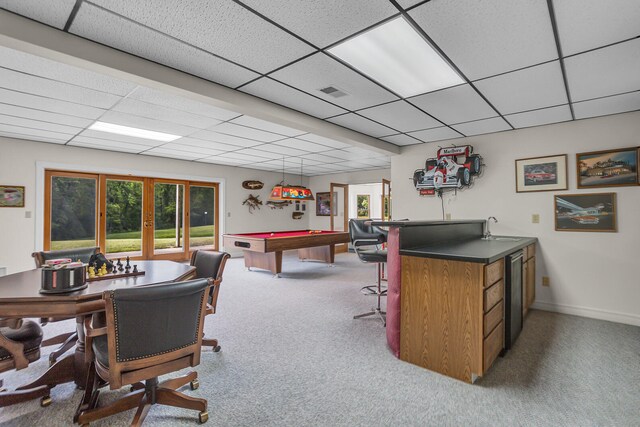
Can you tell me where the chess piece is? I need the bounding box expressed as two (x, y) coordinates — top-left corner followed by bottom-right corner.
(88, 266), (95, 278)
(100, 264), (107, 276)
(132, 265), (138, 273)
(125, 256), (131, 269)
(117, 258), (124, 272)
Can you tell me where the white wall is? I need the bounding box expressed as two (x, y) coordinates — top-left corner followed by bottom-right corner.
(392, 111), (640, 326)
(349, 183), (383, 220)
(0, 137), (309, 273)
(308, 169), (390, 230)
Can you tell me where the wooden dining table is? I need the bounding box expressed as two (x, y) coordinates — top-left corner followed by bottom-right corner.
(0, 260), (196, 406)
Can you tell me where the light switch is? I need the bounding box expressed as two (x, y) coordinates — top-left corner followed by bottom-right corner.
(532, 214), (540, 223)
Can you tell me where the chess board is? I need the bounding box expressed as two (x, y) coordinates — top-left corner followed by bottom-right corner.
(86, 270), (145, 282)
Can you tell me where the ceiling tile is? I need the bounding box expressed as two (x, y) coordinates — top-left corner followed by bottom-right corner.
(187, 130), (263, 148)
(77, 129), (161, 147)
(270, 53), (398, 110)
(112, 98), (221, 129)
(240, 77), (347, 119)
(71, 4), (259, 89)
(407, 127), (462, 143)
(408, 84), (496, 124)
(358, 157), (391, 167)
(0, 46), (136, 96)
(89, 0), (314, 73)
(299, 152), (345, 163)
(0, 131), (67, 145)
(0, 123), (73, 141)
(209, 122), (286, 143)
(554, 0), (640, 56)
(229, 148), (286, 160)
(451, 117), (511, 136)
(0, 114), (81, 135)
(327, 113), (396, 137)
(565, 38), (640, 102)
(172, 136), (245, 152)
(239, 0), (398, 48)
(319, 149), (361, 161)
(573, 92), (640, 120)
(271, 138), (332, 153)
(99, 110), (196, 136)
(506, 105), (573, 129)
(0, 88), (106, 119)
(129, 87), (240, 121)
(409, 0), (558, 80)
(296, 133), (352, 149)
(333, 160), (377, 169)
(0, 0), (77, 29)
(0, 67), (121, 109)
(213, 152), (261, 163)
(0, 104), (93, 128)
(381, 134), (422, 146)
(69, 138), (150, 153)
(143, 149), (203, 160)
(357, 101), (441, 132)
(250, 143), (308, 157)
(196, 156), (251, 166)
(155, 143), (226, 157)
(474, 61), (568, 114)
(229, 115), (306, 137)
(396, 0), (425, 9)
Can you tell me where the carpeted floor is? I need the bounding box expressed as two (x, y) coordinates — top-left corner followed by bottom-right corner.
(1, 252), (639, 426)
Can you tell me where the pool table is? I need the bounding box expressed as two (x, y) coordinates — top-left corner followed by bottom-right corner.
(223, 230), (350, 276)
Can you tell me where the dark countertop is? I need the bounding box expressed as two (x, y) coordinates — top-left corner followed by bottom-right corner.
(400, 236), (538, 264)
(370, 220), (484, 227)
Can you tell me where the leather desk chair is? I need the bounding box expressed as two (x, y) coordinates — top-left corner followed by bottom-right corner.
(0, 318), (51, 407)
(32, 247), (100, 366)
(190, 250), (230, 352)
(77, 278), (214, 426)
(349, 219), (388, 326)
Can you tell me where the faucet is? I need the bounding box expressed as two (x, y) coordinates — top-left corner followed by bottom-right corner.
(483, 216), (498, 240)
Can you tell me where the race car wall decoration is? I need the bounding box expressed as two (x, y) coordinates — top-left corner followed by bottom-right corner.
(412, 145), (483, 195)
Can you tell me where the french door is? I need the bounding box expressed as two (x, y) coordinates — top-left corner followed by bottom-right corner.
(44, 170), (219, 261)
(329, 182), (349, 254)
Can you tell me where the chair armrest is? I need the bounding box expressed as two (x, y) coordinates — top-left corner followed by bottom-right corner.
(0, 318), (22, 329)
(84, 315), (107, 364)
(0, 329), (28, 370)
(352, 238), (382, 247)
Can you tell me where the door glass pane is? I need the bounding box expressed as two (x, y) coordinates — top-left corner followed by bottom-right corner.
(332, 187), (345, 232)
(50, 176), (96, 250)
(154, 183), (184, 254)
(189, 185), (216, 250)
(105, 179), (143, 258)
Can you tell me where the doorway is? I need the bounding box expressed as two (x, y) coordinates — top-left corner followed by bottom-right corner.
(329, 183), (349, 253)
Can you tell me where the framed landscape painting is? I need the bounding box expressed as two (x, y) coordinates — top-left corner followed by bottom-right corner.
(577, 147), (638, 189)
(316, 192), (336, 216)
(356, 194), (370, 218)
(0, 185), (25, 207)
(516, 154), (567, 193)
(554, 193), (616, 232)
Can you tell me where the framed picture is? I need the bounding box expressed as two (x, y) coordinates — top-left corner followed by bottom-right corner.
(0, 185), (25, 207)
(576, 147), (638, 189)
(356, 194), (370, 218)
(515, 154), (568, 193)
(316, 192), (337, 216)
(554, 193), (617, 232)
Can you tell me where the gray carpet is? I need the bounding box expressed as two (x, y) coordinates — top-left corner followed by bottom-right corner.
(1, 252), (639, 426)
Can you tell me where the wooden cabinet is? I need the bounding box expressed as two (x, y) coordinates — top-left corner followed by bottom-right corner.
(522, 244), (536, 317)
(400, 255), (505, 383)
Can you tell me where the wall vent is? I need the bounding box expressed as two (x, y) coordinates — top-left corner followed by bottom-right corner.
(319, 86), (348, 98)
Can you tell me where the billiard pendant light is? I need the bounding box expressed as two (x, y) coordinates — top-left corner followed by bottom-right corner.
(269, 158), (315, 201)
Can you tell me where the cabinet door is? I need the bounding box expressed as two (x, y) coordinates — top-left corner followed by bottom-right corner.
(522, 260), (529, 316)
(526, 257), (536, 310)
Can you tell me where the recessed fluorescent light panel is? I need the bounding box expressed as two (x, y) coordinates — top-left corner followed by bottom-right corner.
(328, 17), (463, 97)
(88, 121), (181, 142)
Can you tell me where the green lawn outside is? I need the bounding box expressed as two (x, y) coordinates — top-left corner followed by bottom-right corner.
(51, 225), (215, 253)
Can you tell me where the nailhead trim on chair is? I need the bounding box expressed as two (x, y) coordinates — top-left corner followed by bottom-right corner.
(0, 346), (40, 361)
(111, 290), (205, 363)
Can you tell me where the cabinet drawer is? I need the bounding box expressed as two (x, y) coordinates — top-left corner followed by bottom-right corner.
(484, 258), (504, 287)
(484, 279), (504, 312)
(484, 300), (504, 337)
(483, 321), (504, 372)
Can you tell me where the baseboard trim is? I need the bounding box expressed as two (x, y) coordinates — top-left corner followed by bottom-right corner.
(532, 301), (640, 327)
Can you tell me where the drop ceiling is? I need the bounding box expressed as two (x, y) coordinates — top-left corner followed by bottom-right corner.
(0, 0), (638, 175)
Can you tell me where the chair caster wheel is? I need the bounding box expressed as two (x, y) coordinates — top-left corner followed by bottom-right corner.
(40, 396), (52, 407)
(190, 379), (199, 390)
(213, 345), (221, 352)
(198, 411), (208, 423)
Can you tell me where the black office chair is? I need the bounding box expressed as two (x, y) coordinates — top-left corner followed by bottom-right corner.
(190, 250), (231, 352)
(348, 219), (388, 326)
(32, 246), (100, 365)
(77, 278), (213, 426)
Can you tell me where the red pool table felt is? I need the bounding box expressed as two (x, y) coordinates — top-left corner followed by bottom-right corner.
(228, 230), (342, 239)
